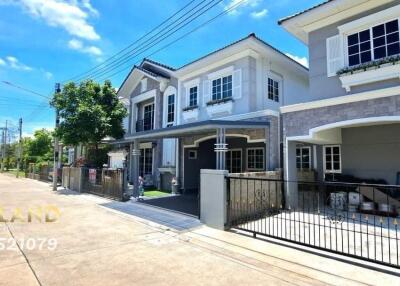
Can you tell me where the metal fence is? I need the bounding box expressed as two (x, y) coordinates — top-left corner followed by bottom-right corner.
(226, 176), (400, 269)
(81, 168), (126, 201)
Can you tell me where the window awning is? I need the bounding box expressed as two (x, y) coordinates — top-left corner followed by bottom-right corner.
(109, 120), (269, 143)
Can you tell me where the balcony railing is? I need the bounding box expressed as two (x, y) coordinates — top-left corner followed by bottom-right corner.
(136, 117), (154, 132)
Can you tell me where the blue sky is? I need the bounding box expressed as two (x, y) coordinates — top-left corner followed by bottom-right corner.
(0, 0), (321, 137)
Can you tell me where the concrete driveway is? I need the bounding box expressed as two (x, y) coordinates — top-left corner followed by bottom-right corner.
(0, 174), (398, 286)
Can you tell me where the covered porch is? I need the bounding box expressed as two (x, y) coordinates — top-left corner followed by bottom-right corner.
(285, 117), (400, 211)
(125, 120), (271, 198)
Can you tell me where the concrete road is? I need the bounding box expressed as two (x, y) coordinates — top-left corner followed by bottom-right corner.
(0, 174), (398, 286)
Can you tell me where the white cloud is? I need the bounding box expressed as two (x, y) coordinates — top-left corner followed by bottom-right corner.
(250, 8), (268, 19)
(285, 53), (309, 68)
(68, 38), (102, 56)
(0, 56), (33, 71)
(224, 0), (262, 15)
(40, 68), (53, 79)
(4, 0), (100, 41)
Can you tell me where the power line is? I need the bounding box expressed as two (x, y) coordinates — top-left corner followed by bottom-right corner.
(65, 0), (198, 83)
(74, 0), (223, 82)
(98, 0), (248, 81)
(1, 81), (51, 99)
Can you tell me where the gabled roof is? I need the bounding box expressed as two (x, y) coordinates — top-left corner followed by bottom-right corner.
(278, 0), (334, 25)
(142, 58), (176, 71)
(278, 0), (395, 44)
(177, 33), (308, 72)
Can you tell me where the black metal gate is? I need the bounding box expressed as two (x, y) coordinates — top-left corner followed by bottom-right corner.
(226, 176), (400, 269)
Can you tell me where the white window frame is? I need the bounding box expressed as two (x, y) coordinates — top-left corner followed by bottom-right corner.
(338, 5), (400, 67)
(323, 145), (342, 174)
(246, 147), (265, 171)
(188, 150), (197, 160)
(187, 85), (198, 107)
(211, 74), (233, 101)
(166, 93), (175, 127)
(296, 146), (311, 170)
(226, 148), (242, 173)
(140, 147), (154, 176)
(142, 102), (154, 130)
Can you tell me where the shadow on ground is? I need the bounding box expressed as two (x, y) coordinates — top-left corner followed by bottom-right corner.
(100, 200), (202, 231)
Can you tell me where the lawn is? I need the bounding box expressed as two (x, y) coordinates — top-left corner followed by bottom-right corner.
(3, 169), (23, 177)
(143, 188), (171, 198)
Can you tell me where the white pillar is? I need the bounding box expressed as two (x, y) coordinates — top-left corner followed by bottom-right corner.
(200, 169), (228, 229)
(284, 140), (298, 208)
(132, 139), (141, 198)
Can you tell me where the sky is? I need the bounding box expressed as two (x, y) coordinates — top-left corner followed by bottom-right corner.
(0, 0), (322, 138)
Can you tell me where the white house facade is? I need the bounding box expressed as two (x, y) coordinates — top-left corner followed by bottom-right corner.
(115, 33), (309, 195)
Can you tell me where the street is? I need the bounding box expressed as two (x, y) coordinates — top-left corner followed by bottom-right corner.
(0, 174), (398, 286)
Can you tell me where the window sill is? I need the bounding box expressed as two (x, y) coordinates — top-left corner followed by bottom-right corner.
(206, 98), (233, 117)
(206, 97), (233, 106)
(182, 106), (199, 121)
(182, 105), (198, 112)
(338, 59), (400, 92)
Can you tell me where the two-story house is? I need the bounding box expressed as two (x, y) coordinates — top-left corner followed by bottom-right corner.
(279, 0), (400, 205)
(117, 33), (309, 195)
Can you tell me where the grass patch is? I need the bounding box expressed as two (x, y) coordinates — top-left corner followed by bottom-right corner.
(3, 169), (23, 177)
(143, 188), (171, 198)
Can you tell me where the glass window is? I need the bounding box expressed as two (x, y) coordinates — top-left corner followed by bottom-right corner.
(140, 148), (153, 177)
(189, 86), (197, 107)
(212, 75), (232, 100)
(167, 94), (174, 126)
(268, 78), (279, 102)
(226, 150), (242, 173)
(143, 103), (154, 131)
(247, 148), (264, 171)
(324, 145), (341, 173)
(296, 147), (311, 170)
(372, 19), (400, 59)
(347, 29), (371, 66)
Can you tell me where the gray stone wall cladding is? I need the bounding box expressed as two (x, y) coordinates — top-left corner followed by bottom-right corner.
(283, 95), (400, 137)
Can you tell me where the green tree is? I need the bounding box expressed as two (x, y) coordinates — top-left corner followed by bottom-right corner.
(24, 129), (53, 167)
(51, 80), (127, 166)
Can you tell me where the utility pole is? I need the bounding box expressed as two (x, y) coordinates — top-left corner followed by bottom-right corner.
(16, 118), (22, 178)
(53, 83), (61, 191)
(1, 120), (7, 172)
(0, 129), (4, 172)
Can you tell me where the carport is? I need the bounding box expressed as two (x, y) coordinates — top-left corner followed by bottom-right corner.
(124, 120), (269, 216)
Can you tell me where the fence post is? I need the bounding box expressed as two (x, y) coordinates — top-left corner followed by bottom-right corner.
(200, 169), (229, 230)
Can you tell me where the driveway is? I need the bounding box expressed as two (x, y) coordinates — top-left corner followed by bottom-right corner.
(0, 173), (398, 286)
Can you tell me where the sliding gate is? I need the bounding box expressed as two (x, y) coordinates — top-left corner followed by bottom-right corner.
(226, 176), (400, 269)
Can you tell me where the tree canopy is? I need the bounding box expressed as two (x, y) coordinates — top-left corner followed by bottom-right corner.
(51, 80), (127, 147)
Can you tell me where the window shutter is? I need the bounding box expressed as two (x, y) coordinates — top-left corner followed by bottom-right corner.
(232, 69), (242, 99)
(326, 35), (344, 77)
(203, 80), (211, 106)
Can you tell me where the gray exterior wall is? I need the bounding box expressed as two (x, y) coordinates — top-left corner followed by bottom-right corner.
(341, 124), (400, 185)
(184, 137), (266, 190)
(283, 95), (400, 137)
(179, 55), (309, 124)
(308, 2), (400, 101)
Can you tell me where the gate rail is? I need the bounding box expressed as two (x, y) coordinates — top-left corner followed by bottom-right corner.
(226, 176), (400, 269)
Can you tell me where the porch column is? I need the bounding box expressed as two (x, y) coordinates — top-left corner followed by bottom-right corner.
(284, 140), (298, 208)
(214, 128), (228, 170)
(132, 139), (141, 198)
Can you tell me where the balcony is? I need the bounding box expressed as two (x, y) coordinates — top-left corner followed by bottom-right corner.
(136, 117), (154, 132)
